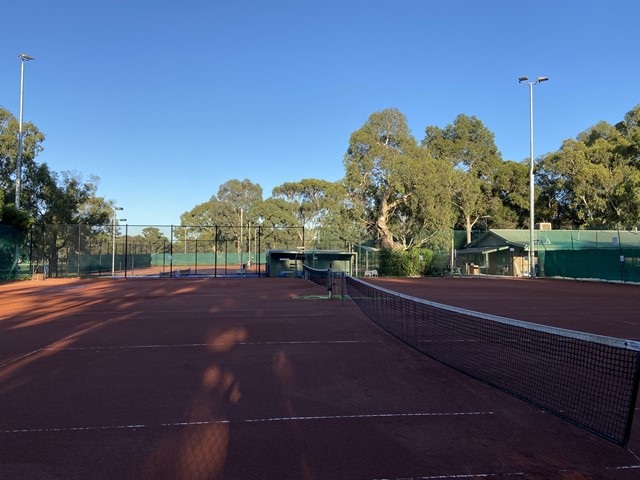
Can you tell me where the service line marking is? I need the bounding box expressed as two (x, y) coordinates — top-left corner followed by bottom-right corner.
(372, 473), (525, 479)
(1, 411), (494, 434)
(0, 317), (119, 370)
(43, 340), (383, 351)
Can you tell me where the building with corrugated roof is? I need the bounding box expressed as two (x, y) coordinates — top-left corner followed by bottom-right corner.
(458, 229), (640, 282)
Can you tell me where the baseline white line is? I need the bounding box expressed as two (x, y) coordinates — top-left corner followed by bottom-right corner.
(1, 411), (494, 434)
(43, 340), (383, 351)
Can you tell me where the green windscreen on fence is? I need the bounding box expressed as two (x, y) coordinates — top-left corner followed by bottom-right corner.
(23, 224), (304, 278)
(5, 224), (640, 283)
(0, 224), (29, 280)
(538, 230), (640, 283)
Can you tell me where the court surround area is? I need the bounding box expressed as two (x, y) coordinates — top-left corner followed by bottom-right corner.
(1, 275), (640, 479)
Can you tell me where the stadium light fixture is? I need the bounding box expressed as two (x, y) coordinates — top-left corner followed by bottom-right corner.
(112, 207), (124, 276)
(15, 53), (35, 210)
(519, 75), (549, 278)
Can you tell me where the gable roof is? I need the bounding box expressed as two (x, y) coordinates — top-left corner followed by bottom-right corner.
(464, 229), (530, 249)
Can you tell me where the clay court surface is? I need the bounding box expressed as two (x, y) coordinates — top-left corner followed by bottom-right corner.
(92, 264), (261, 278)
(1, 276), (640, 479)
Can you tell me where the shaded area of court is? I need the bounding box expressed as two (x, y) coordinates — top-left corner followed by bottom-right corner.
(1, 277), (640, 479)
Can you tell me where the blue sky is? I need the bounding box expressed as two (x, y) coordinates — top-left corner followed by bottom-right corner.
(1, 0), (639, 225)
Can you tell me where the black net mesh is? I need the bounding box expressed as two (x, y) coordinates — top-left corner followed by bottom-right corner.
(346, 276), (640, 447)
(303, 264), (345, 299)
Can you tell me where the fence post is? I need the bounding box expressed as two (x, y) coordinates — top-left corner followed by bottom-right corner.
(195, 238), (198, 275)
(170, 225), (174, 278)
(29, 228), (33, 278)
(77, 224), (81, 277)
(124, 224), (128, 278)
(214, 225), (218, 278)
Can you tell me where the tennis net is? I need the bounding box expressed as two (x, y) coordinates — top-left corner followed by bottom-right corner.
(346, 276), (640, 447)
(303, 264), (345, 299)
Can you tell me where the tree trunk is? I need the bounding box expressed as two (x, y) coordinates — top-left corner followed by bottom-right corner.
(376, 196), (396, 250)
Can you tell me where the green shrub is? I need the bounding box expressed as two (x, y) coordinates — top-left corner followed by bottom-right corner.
(379, 247), (434, 276)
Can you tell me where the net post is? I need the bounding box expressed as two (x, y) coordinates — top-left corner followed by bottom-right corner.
(622, 351), (640, 448)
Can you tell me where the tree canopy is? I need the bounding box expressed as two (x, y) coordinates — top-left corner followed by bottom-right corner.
(0, 106), (112, 229)
(4, 99), (640, 260)
(344, 108), (454, 250)
(538, 113), (640, 229)
(272, 178), (345, 246)
(423, 114), (507, 242)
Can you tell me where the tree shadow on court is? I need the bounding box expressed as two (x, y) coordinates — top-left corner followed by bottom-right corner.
(0, 280), (251, 479)
(134, 326), (247, 480)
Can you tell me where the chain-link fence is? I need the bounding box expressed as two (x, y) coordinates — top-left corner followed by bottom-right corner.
(6, 225), (640, 282)
(24, 224), (305, 278)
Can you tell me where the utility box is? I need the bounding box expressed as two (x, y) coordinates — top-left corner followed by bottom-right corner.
(466, 263), (481, 275)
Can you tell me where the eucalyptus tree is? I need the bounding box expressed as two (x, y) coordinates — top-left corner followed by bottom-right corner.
(180, 179), (264, 254)
(491, 160), (530, 228)
(252, 197), (301, 249)
(344, 108), (453, 250)
(0, 106), (45, 222)
(538, 119), (640, 228)
(181, 179), (263, 227)
(422, 114), (503, 243)
(140, 227), (169, 253)
(217, 178), (263, 223)
(272, 178), (345, 248)
(616, 104), (640, 166)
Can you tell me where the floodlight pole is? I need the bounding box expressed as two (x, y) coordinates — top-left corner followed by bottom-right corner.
(112, 207), (124, 276)
(15, 54), (34, 210)
(240, 208), (244, 270)
(519, 76), (548, 279)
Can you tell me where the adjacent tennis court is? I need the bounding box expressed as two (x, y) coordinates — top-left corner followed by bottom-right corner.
(1, 275), (640, 479)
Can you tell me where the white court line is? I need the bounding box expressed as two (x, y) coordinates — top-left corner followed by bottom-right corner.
(372, 473), (524, 479)
(0, 318), (118, 370)
(243, 411), (494, 423)
(4, 311), (336, 319)
(1, 411), (495, 434)
(371, 465), (640, 479)
(43, 340), (383, 351)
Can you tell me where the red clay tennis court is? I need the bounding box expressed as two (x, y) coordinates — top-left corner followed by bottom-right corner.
(1, 276), (640, 479)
